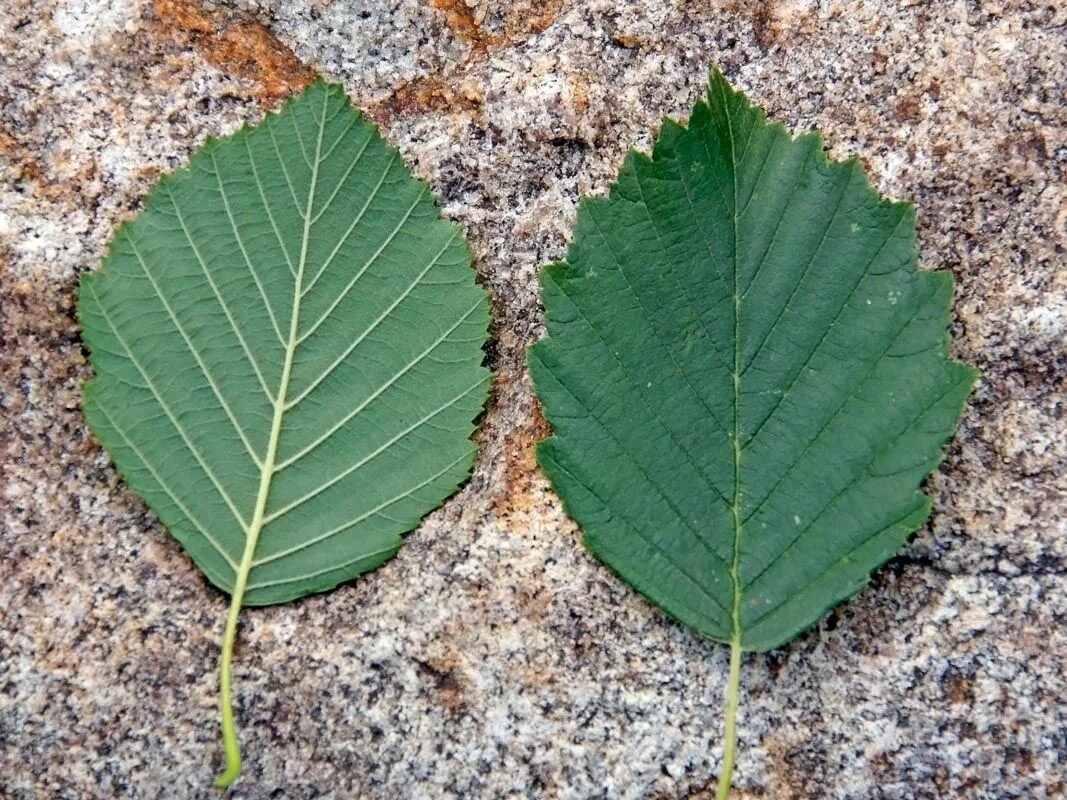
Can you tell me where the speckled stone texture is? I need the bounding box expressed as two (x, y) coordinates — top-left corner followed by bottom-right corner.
(1, 1), (1064, 798)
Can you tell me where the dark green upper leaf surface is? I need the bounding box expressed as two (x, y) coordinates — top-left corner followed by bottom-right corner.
(529, 70), (976, 652)
(80, 81), (490, 606)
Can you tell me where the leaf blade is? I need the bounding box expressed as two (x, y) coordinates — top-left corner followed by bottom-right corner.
(82, 80), (489, 603)
(529, 69), (976, 653)
(79, 79), (490, 781)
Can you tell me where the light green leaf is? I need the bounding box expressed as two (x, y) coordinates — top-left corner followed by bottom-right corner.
(79, 79), (490, 786)
(528, 69), (976, 795)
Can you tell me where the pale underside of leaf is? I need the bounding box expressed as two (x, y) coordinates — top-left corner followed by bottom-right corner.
(80, 80), (490, 784)
(529, 69), (976, 654)
(79, 80), (490, 607)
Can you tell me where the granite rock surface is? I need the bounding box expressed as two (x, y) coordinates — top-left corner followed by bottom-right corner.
(1, 1), (1064, 798)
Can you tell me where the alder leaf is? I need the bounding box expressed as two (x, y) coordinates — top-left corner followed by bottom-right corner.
(528, 68), (976, 796)
(79, 79), (490, 786)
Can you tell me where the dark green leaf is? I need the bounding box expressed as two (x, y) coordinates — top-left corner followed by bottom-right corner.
(528, 68), (975, 795)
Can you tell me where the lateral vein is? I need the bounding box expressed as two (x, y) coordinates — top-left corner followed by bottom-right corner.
(209, 149), (287, 346)
(277, 294), (480, 472)
(283, 232), (460, 414)
(126, 235), (265, 469)
(86, 282), (252, 532)
(167, 192), (277, 401)
(90, 399), (239, 573)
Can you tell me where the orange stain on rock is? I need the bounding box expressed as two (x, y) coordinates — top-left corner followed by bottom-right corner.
(429, 0), (492, 48)
(491, 372), (553, 531)
(152, 0), (314, 104)
(371, 74), (484, 126)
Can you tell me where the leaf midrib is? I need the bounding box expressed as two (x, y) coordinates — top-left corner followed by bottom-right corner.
(716, 72), (747, 800)
(237, 88), (329, 597)
(211, 87), (332, 787)
(719, 80), (744, 653)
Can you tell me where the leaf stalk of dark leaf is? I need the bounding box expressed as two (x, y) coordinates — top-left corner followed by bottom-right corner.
(717, 639), (743, 800)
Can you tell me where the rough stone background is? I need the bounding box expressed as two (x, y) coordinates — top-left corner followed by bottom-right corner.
(1, 1), (1064, 798)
